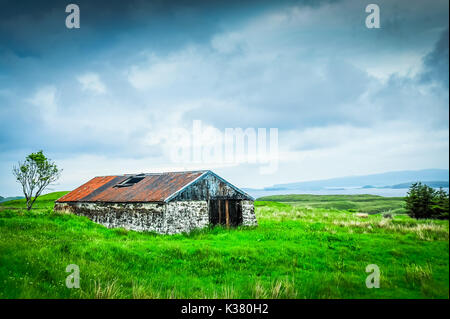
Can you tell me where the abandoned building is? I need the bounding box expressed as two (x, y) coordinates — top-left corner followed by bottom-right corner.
(54, 170), (257, 234)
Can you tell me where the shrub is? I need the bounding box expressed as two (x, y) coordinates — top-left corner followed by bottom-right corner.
(432, 188), (449, 219)
(405, 182), (449, 219)
(383, 212), (393, 219)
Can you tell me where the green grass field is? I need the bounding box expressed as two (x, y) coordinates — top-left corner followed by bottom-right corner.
(0, 192), (448, 299)
(257, 194), (407, 214)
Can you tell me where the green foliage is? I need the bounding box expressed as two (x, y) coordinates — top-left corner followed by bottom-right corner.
(12, 151), (62, 211)
(405, 182), (449, 219)
(432, 188), (450, 220)
(0, 192), (448, 299)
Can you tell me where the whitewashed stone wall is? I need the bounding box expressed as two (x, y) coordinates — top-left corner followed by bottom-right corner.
(55, 199), (257, 234)
(165, 201), (209, 234)
(54, 201), (209, 235)
(241, 200), (258, 226)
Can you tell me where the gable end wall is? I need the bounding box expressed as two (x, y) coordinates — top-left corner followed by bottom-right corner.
(171, 172), (251, 201)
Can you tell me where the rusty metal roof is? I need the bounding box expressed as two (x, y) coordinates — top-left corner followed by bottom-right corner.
(56, 171), (207, 203)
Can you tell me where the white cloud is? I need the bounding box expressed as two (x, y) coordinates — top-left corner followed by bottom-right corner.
(77, 73), (106, 94)
(127, 49), (215, 90)
(26, 85), (58, 121)
(128, 57), (180, 89)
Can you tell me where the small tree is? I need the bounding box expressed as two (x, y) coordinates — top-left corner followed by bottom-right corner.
(12, 150), (61, 211)
(405, 182), (449, 219)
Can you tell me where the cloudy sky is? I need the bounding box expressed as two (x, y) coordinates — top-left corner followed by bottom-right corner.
(0, 0), (448, 196)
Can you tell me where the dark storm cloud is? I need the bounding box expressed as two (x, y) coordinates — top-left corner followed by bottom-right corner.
(0, 0), (339, 55)
(0, 0), (342, 99)
(420, 28), (449, 87)
(0, 0), (228, 64)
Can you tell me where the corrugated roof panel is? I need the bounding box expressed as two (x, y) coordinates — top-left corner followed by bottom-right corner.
(56, 171), (205, 203)
(56, 176), (118, 202)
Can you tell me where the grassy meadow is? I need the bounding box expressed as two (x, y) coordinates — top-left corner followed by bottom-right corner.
(0, 192), (448, 299)
(257, 194), (407, 214)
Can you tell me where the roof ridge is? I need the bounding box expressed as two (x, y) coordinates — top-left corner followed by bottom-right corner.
(92, 170), (211, 178)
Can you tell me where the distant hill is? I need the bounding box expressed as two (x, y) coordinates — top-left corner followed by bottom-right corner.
(0, 192), (66, 208)
(247, 169), (449, 191)
(382, 181), (449, 189)
(0, 196), (25, 203)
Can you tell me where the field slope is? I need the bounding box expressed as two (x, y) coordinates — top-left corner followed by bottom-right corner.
(0, 192), (448, 298)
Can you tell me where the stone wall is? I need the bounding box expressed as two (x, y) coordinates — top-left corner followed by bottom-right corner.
(54, 201), (209, 235)
(54, 199), (257, 234)
(165, 201), (209, 234)
(241, 200), (258, 226)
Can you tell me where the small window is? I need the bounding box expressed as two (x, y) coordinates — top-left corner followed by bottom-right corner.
(114, 174), (145, 188)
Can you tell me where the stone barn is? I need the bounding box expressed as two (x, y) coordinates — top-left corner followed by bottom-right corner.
(54, 170), (257, 234)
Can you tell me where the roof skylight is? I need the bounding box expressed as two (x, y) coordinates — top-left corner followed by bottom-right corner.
(114, 174), (145, 188)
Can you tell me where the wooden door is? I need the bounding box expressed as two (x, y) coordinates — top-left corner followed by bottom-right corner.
(209, 199), (242, 227)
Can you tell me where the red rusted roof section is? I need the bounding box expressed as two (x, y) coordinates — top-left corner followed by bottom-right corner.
(56, 171), (205, 203)
(56, 175), (119, 202)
